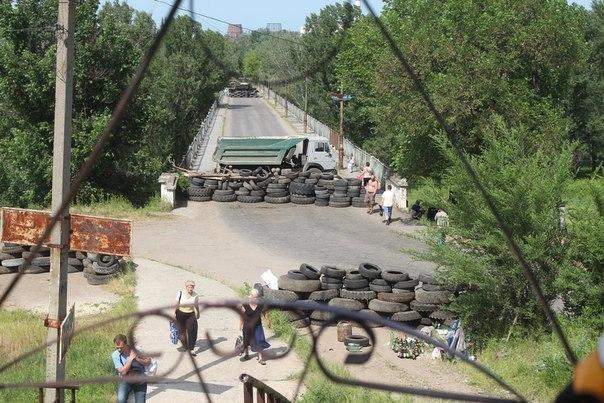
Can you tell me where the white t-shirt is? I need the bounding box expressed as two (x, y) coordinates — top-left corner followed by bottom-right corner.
(382, 190), (395, 207)
(435, 211), (449, 228)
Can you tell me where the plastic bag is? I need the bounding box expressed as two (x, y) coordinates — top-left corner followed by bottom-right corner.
(261, 270), (279, 290)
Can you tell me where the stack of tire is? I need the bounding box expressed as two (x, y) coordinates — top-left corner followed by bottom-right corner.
(329, 179), (351, 208)
(349, 179), (366, 208)
(188, 177), (214, 202)
(83, 253), (125, 285)
(289, 173), (317, 205)
(260, 262), (457, 329)
(0, 242), (124, 286)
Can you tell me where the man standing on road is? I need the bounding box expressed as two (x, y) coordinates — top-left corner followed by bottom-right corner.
(365, 175), (380, 214)
(361, 162), (374, 187)
(381, 185), (395, 225)
(112, 334), (151, 403)
(435, 209), (449, 244)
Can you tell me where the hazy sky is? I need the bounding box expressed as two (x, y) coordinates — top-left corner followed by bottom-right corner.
(110, 0), (594, 34)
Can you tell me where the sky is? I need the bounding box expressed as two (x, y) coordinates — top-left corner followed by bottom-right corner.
(109, 0), (594, 34)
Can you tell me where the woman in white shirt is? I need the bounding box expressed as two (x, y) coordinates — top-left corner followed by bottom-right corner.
(175, 280), (200, 355)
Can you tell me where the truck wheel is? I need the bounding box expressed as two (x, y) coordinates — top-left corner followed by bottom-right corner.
(305, 167), (322, 175)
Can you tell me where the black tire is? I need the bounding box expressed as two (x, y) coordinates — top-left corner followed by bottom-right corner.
(315, 200), (329, 206)
(213, 189), (235, 196)
(298, 171), (311, 178)
(0, 252), (15, 261)
(300, 263), (321, 280)
(249, 189), (266, 197)
(321, 276), (343, 284)
(1, 244), (24, 254)
(31, 256), (51, 267)
(415, 288), (452, 304)
(0, 265), (16, 274)
(420, 317), (434, 326)
(188, 187), (214, 197)
(87, 272), (117, 285)
(381, 270), (409, 283)
(369, 283), (392, 293)
(419, 273), (438, 285)
(252, 167), (263, 175)
(358, 309), (384, 328)
(82, 258), (93, 268)
(339, 289), (376, 301)
(242, 182), (253, 190)
(422, 284), (444, 291)
(237, 195), (263, 203)
(67, 264), (81, 273)
(351, 197), (365, 204)
(212, 193), (237, 202)
(289, 182), (315, 196)
(87, 252), (98, 261)
(287, 270), (308, 280)
(21, 251), (41, 259)
(229, 182), (242, 190)
(310, 310), (335, 321)
(305, 179), (318, 185)
(347, 178), (362, 186)
(308, 289), (338, 301)
(320, 173), (334, 180)
(321, 282), (342, 290)
(279, 309), (307, 321)
(1, 258), (24, 268)
(377, 291), (415, 303)
(97, 254), (117, 266)
(235, 189), (251, 196)
(262, 286), (299, 302)
(346, 270), (363, 280)
(371, 278), (388, 286)
(278, 275), (321, 292)
(345, 335), (370, 347)
(390, 310), (422, 322)
(257, 178), (273, 188)
(265, 196), (290, 204)
(265, 190), (288, 197)
(343, 278), (369, 289)
(190, 196), (212, 202)
(392, 278), (419, 289)
(68, 257), (83, 266)
(291, 195), (316, 205)
(75, 251), (87, 260)
(330, 196), (351, 203)
(239, 169), (253, 177)
(358, 263), (382, 280)
(328, 298), (364, 311)
(410, 300), (440, 312)
(368, 299), (408, 313)
(334, 179), (348, 187)
(430, 310), (458, 321)
(322, 266), (346, 279)
(267, 183), (286, 189)
(93, 261), (120, 275)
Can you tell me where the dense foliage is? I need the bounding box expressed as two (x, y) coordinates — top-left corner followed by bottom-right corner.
(0, 0), (233, 207)
(235, 0), (603, 337)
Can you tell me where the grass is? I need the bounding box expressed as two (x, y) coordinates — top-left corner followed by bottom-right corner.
(265, 309), (408, 403)
(70, 195), (172, 219)
(463, 316), (600, 402)
(0, 262), (138, 402)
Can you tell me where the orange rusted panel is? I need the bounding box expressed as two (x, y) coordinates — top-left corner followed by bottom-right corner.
(70, 214), (131, 256)
(1, 208), (131, 256)
(1, 208), (51, 246)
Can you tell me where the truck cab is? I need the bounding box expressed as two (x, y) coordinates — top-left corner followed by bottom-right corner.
(298, 137), (336, 172)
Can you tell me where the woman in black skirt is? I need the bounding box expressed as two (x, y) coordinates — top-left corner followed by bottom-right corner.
(239, 288), (270, 365)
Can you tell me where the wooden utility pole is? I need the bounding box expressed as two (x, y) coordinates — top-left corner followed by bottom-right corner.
(303, 76), (308, 133)
(339, 97), (344, 170)
(285, 85), (288, 118)
(45, 0), (75, 401)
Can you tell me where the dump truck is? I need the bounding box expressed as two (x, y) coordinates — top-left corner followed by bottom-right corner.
(213, 136), (336, 173)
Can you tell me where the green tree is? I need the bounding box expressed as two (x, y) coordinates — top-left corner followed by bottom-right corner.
(243, 50), (263, 81)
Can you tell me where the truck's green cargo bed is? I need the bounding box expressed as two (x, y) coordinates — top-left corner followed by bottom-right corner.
(213, 137), (304, 166)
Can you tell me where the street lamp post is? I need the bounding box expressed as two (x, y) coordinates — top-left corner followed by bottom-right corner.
(331, 92), (352, 170)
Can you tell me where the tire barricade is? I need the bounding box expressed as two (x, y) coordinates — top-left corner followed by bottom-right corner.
(0, 242), (125, 285)
(261, 262), (456, 329)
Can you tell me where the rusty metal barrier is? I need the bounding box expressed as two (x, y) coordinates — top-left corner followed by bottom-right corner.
(240, 373), (291, 403)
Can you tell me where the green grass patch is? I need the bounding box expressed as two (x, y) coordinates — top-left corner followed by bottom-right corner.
(266, 310), (406, 402)
(0, 267), (138, 402)
(71, 195), (172, 219)
(463, 317), (599, 402)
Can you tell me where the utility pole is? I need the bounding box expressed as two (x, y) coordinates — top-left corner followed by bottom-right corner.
(303, 76), (308, 133)
(45, 0), (75, 401)
(339, 97), (344, 170)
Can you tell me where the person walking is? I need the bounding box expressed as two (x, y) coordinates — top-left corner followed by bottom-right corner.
(435, 208), (449, 244)
(111, 334), (151, 403)
(239, 289), (270, 365)
(364, 175), (380, 214)
(347, 154), (355, 173)
(381, 184), (395, 225)
(175, 280), (200, 355)
(361, 162), (374, 187)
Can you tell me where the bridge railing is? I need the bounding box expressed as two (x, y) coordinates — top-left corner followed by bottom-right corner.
(259, 85), (392, 184)
(179, 89), (227, 169)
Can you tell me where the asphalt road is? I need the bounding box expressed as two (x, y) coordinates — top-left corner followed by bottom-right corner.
(223, 96), (300, 138)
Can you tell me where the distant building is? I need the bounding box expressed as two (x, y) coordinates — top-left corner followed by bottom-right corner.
(227, 24), (242, 40)
(266, 23), (282, 32)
